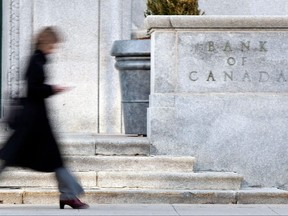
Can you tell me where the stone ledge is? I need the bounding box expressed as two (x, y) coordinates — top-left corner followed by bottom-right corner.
(0, 171), (96, 188)
(145, 15), (288, 31)
(95, 136), (150, 156)
(98, 171), (243, 190)
(0, 189), (23, 204)
(0, 170), (241, 190)
(2, 134), (151, 156)
(65, 156), (196, 172)
(1, 188), (288, 204)
(237, 188), (288, 204)
(111, 40), (151, 57)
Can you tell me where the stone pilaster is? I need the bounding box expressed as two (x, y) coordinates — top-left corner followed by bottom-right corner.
(8, 0), (20, 99)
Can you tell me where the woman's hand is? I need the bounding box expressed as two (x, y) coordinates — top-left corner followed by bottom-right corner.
(53, 85), (73, 94)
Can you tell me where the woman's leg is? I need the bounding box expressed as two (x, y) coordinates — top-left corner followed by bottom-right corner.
(55, 167), (89, 209)
(55, 167), (84, 200)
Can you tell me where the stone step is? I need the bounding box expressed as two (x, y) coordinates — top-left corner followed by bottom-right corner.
(98, 171), (243, 190)
(0, 171), (241, 190)
(61, 135), (151, 156)
(0, 171), (96, 188)
(1, 188), (288, 205)
(64, 156), (196, 172)
(94, 136), (150, 156)
(1, 135), (151, 156)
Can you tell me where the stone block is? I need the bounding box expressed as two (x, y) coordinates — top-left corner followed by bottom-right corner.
(177, 31), (288, 93)
(59, 135), (96, 155)
(0, 189), (23, 204)
(95, 136), (150, 156)
(23, 188), (59, 205)
(145, 16), (288, 30)
(3, 187), (288, 204)
(149, 94), (288, 187)
(98, 172), (243, 190)
(147, 16), (288, 189)
(65, 156), (195, 172)
(151, 31), (177, 93)
(79, 189), (237, 204)
(0, 171), (97, 188)
(199, 0), (288, 15)
(237, 188), (288, 204)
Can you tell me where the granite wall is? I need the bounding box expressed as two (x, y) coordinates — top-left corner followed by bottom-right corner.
(146, 16), (288, 188)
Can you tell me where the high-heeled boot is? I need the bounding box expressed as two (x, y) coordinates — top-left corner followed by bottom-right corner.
(60, 198), (89, 209)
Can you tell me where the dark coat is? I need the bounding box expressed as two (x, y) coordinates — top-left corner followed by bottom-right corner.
(0, 50), (64, 172)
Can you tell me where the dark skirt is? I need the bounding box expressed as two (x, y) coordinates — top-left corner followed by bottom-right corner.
(0, 99), (63, 172)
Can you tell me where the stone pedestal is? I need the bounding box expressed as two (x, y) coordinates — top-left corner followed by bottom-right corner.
(145, 16), (288, 189)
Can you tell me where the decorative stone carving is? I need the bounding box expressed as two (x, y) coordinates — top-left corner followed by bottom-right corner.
(8, 0), (20, 99)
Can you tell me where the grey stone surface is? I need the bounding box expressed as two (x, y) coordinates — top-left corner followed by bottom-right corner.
(65, 156), (195, 172)
(1, 134), (151, 156)
(98, 172), (243, 190)
(151, 32), (177, 93)
(60, 135), (96, 155)
(149, 94), (288, 188)
(174, 204), (278, 215)
(99, 0), (132, 134)
(132, 0), (146, 30)
(3, 1), (288, 135)
(22, 189), (59, 205)
(85, 189), (237, 205)
(237, 188), (288, 204)
(111, 40), (150, 135)
(0, 189), (23, 204)
(111, 40), (150, 57)
(131, 0), (148, 39)
(177, 31), (288, 93)
(269, 205), (288, 215)
(0, 171), (96, 188)
(0, 170), (241, 191)
(33, 0), (100, 134)
(199, 0), (288, 15)
(95, 136), (150, 156)
(0, 188), (237, 205)
(2, 187), (288, 205)
(147, 16), (288, 189)
(0, 0), (139, 134)
(145, 16), (288, 30)
(3, 204), (288, 215)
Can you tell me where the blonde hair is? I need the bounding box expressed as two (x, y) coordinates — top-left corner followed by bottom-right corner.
(35, 27), (62, 50)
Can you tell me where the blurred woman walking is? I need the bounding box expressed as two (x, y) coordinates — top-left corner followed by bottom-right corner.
(0, 27), (89, 209)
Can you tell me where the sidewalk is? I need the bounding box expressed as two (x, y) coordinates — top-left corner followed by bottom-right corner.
(1, 204), (288, 216)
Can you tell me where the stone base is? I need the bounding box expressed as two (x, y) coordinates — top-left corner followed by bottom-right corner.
(148, 94), (288, 188)
(146, 16), (288, 189)
(1, 188), (288, 204)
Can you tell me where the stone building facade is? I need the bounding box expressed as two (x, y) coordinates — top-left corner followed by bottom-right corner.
(1, 0), (288, 190)
(1, 0), (287, 135)
(0, 0), (146, 135)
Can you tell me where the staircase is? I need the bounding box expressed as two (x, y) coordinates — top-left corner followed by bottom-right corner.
(0, 134), (288, 204)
